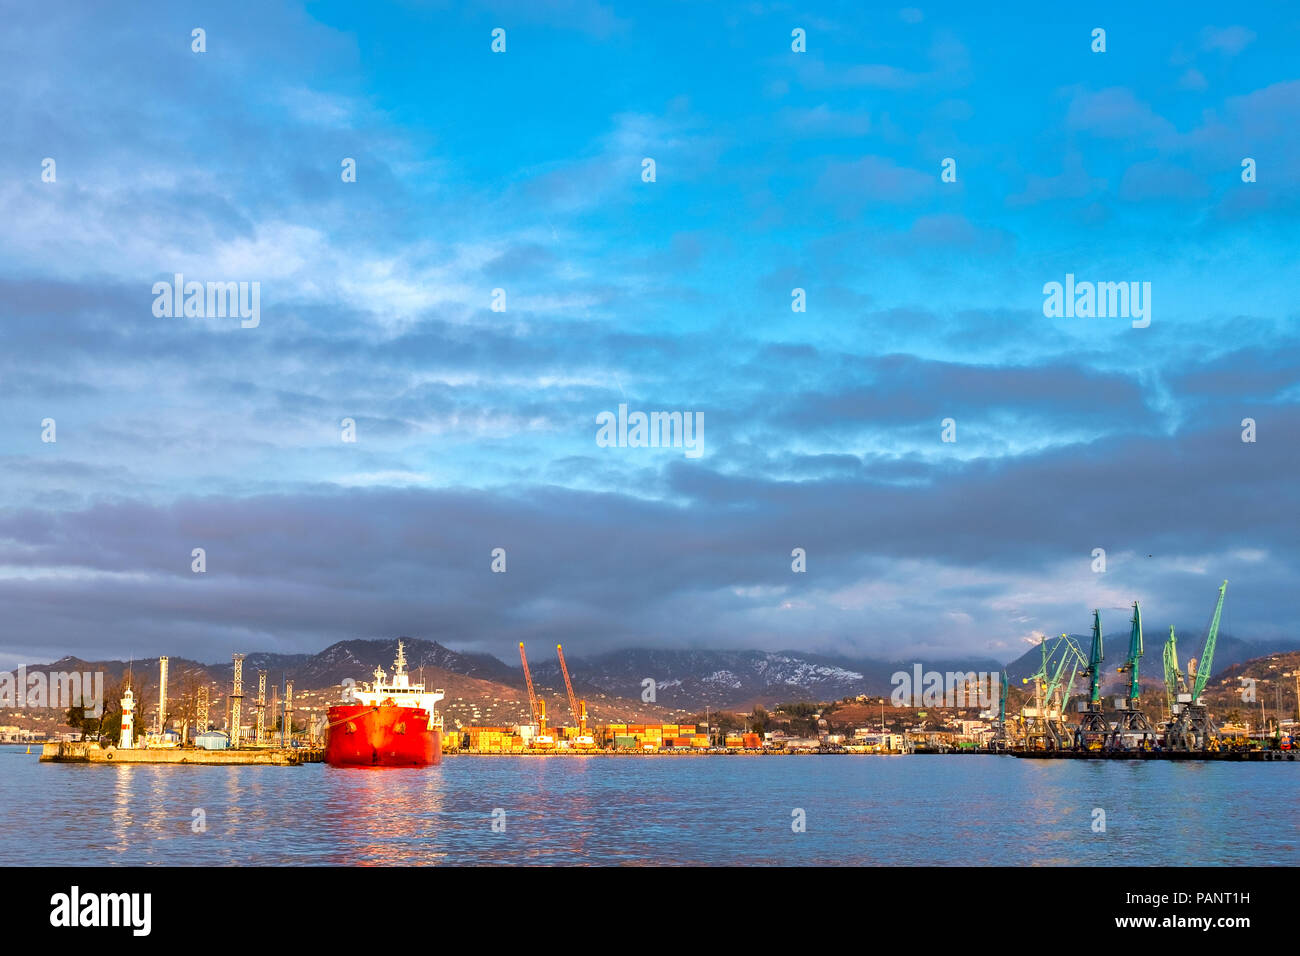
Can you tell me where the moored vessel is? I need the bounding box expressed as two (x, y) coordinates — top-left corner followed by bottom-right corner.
(325, 641), (444, 767)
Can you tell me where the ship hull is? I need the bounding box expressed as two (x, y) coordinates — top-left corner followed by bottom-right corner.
(325, 703), (441, 767)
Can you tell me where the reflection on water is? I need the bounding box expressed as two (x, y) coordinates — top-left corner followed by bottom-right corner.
(316, 767), (448, 865)
(2, 747), (1296, 866)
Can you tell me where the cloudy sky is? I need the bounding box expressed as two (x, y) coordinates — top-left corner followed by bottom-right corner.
(1, 1), (1296, 670)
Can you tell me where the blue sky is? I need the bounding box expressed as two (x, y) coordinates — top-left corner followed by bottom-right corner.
(1, 1), (1297, 669)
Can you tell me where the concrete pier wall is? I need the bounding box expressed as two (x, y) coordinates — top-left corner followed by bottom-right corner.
(40, 741), (321, 765)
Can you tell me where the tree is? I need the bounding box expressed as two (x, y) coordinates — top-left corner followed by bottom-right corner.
(750, 705), (768, 734)
(63, 699), (87, 740)
(172, 671), (206, 741)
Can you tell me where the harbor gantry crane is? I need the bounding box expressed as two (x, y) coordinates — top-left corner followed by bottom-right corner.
(1107, 602), (1158, 750)
(1075, 609), (1109, 749)
(1163, 625), (1186, 717)
(1021, 637), (1053, 750)
(1022, 635), (1085, 750)
(555, 644), (594, 747)
(518, 642), (548, 744)
(993, 669), (1011, 750)
(1047, 635), (1087, 747)
(1166, 580), (1228, 751)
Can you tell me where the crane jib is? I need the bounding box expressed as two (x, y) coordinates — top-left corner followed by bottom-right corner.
(1192, 581), (1228, 702)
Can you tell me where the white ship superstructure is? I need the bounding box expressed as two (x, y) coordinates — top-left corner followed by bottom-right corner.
(343, 641), (445, 730)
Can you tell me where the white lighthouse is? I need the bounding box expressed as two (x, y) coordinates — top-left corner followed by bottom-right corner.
(120, 686), (136, 750)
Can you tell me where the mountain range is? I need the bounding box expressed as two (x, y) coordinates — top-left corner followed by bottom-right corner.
(7, 630), (1295, 715)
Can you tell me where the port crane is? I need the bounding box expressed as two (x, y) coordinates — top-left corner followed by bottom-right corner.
(1075, 609), (1109, 749)
(1107, 602), (1158, 750)
(1162, 626), (1185, 716)
(518, 643), (552, 747)
(1058, 639), (1084, 705)
(992, 669), (1011, 750)
(1165, 580), (1228, 751)
(1048, 636), (1087, 746)
(1021, 635), (1085, 750)
(555, 644), (594, 748)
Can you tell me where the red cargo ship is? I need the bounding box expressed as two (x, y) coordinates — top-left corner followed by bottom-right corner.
(325, 641), (445, 767)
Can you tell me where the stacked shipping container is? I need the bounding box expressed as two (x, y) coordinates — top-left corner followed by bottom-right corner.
(461, 722), (763, 752)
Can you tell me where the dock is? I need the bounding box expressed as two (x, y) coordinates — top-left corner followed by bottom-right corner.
(1013, 749), (1297, 761)
(40, 741), (324, 766)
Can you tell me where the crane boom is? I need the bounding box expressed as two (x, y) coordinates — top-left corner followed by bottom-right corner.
(1044, 635), (1072, 703)
(1115, 602), (1143, 705)
(1087, 609), (1104, 705)
(1050, 635), (1086, 711)
(1024, 635), (1051, 685)
(556, 644), (581, 727)
(518, 642), (539, 727)
(1192, 580), (1228, 701)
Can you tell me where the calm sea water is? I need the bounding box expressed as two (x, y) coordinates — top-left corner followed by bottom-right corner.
(2, 747), (1295, 866)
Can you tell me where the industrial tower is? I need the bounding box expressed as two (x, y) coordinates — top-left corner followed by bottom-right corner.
(230, 654), (245, 748)
(256, 670), (267, 744)
(157, 656), (169, 735)
(283, 680), (294, 746)
(196, 684), (209, 735)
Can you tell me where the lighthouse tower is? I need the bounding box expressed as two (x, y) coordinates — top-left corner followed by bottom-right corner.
(120, 686), (136, 750)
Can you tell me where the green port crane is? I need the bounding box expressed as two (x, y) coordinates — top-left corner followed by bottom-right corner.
(1116, 602), (1144, 706)
(1087, 609), (1104, 707)
(1046, 635), (1086, 711)
(1166, 580), (1228, 751)
(1162, 626), (1185, 715)
(1020, 637), (1054, 750)
(1107, 602), (1157, 750)
(996, 668), (1009, 747)
(1076, 610), (1109, 748)
(1190, 580), (1228, 703)
(1050, 635), (1087, 725)
(1021, 634), (1085, 750)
